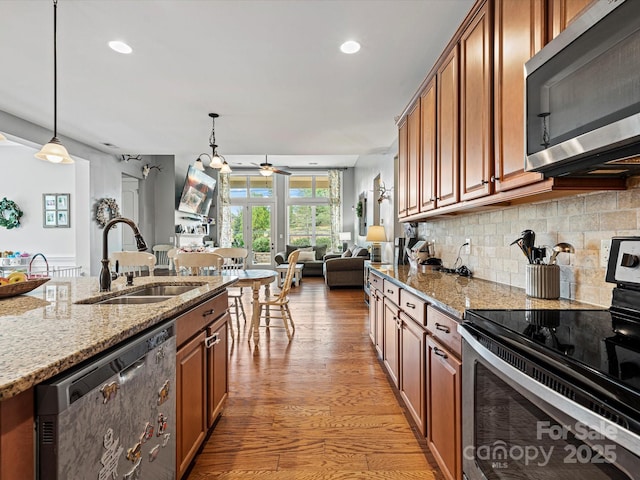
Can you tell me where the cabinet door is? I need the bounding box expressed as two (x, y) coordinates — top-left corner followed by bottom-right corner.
(397, 119), (408, 218)
(493, 0), (545, 192)
(207, 314), (229, 428)
(383, 299), (400, 387)
(436, 46), (459, 207)
(407, 101), (421, 216)
(549, 0), (594, 40)
(420, 78), (437, 212)
(177, 331), (207, 479)
(375, 292), (384, 358)
(427, 337), (462, 480)
(400, 314), (426, 436)
(368, 289), (377, 344)
(460, 1), (492, 201)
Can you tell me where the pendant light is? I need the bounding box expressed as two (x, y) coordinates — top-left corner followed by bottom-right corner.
(207, 113), (230, 172)
(35, 0), (73, 164)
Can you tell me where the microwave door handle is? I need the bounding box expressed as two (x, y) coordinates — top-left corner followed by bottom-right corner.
(458, 325), (640, 455)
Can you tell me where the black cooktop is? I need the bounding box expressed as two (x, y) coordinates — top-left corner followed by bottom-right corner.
(464, 308), (640, 398)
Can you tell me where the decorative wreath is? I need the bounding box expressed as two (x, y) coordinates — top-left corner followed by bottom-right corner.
(95, 198), (121, 228)
(0, 197), (23, 229)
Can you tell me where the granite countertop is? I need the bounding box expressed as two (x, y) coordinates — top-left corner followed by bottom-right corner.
(0, 275), (237, 401)
(368, 263), (600, 320)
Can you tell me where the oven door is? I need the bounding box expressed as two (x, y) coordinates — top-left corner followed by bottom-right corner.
(460, 325), (640, 480)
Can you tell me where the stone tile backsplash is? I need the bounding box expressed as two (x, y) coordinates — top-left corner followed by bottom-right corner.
(417, 178), (640, 307)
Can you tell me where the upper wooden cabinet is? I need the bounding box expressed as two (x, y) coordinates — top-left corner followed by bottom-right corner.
(460, 1), (492, 201)
(397, 119), (408, 218)
(407, 102), (421, 216)
(493, 0), (545, 192)
(436, 45), (459, 208)
(549, 0), (595, 40)
(420, 78), (437, 212)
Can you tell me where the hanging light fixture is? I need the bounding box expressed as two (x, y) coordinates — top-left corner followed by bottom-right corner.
(220, 160), (232, 174)
(193, 154), (206, 171)
(35, 0), (73, 164)
(207, 113), (228, 170)
(259, 168), (273, 177)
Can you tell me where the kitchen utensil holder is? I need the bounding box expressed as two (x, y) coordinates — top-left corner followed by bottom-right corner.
(525, 264), (560, 299)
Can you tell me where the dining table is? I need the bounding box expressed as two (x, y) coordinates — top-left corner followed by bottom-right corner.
(231, 269), (277, 343)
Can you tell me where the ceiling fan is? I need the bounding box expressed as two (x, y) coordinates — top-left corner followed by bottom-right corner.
(254, 156), (291, 176)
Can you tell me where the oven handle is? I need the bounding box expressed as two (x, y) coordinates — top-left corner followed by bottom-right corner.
(458, 324), (640, 455)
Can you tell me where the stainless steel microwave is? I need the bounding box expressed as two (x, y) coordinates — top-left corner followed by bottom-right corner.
(525, 0), (640, 178)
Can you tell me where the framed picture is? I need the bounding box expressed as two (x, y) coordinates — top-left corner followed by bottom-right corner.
(43, 193), (70, 228)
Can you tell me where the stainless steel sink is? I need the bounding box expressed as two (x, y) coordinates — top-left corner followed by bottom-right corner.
(76, 283), (204, 305)
(96, 296), (172, 305)
(127, 285), (199, 296)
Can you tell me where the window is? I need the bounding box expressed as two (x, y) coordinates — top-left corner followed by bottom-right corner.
(286, 174), (331, 248)
(230, 175), (273, 198)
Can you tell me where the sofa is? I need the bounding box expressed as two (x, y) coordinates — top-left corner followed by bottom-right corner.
(274, 244), (327, 277)
(323, 245), (370, 288)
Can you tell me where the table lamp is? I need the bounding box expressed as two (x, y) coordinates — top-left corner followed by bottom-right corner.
(339, 232), (352, 252)
(366, 225), (386, 263)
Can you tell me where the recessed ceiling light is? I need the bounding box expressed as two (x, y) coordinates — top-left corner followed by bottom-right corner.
(108, 40), (133, 54)
(340, 40), (360, 54)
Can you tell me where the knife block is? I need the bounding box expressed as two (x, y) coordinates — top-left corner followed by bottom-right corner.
(525, 264), (560, 299)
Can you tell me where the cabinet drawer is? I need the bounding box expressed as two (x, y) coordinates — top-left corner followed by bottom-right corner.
(399, 289), (427, 326)
(369, 271), (383, 292)
(427, 306), (461, 357)
(177, 291), (228, 346)
(383, 279), (401, 305)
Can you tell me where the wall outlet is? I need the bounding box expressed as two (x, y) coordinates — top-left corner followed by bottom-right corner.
(600, 239), (611, 267)
(464, 238), (471, 255)
(169, 236), (174, 243)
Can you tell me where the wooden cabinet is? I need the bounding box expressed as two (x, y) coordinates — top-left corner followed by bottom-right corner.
(549, 0), (594, 40)
(177, 330), (207, 478)
(0, 388), (34, 480)
(493, 0), (545, 192)
(460, 0), (493, 201)
(436, 46), (459, 208)
(399, 312), (427, 436)
(397, 119), (408, 218)
(176, 291), (229, 478)
(368, 287), (384, 358)
(207, 314), (229, 428)
(406, 101), (421, 216)
(383, 297), (400, 387)
(427, 336), (462, 480)
(420, 78), (437, 212)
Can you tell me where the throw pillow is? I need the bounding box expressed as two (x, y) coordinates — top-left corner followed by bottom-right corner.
(314, 245), (327, 260)
(298, 251), (316, 262)
(341, 250), (352, 258)
(286, 244), (309, 258)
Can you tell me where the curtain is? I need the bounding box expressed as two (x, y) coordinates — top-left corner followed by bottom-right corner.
(328, 169), (342, 252)
(218, 172), (232, 247)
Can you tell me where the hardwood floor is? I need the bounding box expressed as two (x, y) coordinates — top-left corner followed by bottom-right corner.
(187, 277), (442, 479)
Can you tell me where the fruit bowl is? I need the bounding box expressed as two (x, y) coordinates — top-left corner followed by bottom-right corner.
(0, 277), (50, 299)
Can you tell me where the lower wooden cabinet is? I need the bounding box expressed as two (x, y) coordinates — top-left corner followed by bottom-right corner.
(399, 312), (426, 436)
(427, 336), (462, 480)
(176, 331), (207, 478)
(176, 291), (230, 479)
(383, 298), (400, 387)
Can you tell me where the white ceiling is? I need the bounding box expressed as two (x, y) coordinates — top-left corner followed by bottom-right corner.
(0, 0), (474, 169)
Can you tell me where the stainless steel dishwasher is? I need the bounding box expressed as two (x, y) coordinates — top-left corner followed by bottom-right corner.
(36, 320), (176, 480)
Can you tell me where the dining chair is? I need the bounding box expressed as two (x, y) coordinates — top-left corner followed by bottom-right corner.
(256, 249), (300, 340)
(152, 244), (174, 272)
(110, 251), (156, 277)
(213, 248), (249, 331)
(173, 252), (224, 276)
(167, 248), (179, 274)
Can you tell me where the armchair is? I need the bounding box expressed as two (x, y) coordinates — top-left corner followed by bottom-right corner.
(323, 246), (370, 288)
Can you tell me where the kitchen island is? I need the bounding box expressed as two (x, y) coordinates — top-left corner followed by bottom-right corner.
(0, 275), (237, 479)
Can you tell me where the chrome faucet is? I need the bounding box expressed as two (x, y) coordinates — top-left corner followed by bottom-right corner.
(99, 217), (148, 292)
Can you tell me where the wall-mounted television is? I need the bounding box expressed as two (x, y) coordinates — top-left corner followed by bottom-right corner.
(177, 165), (217, 216)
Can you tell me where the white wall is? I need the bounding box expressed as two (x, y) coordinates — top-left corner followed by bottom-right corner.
(0, 142), (91, 272)
(353, 145), (397, 263)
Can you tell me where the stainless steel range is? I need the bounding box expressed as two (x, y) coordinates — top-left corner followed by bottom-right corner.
(460, 237), (640, 479)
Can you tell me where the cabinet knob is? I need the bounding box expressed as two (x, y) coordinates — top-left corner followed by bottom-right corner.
(481, 180), (489, 185)
(405, 302), (416, 309)
(491, 175), (500, 182)
(205, 333), (220, 348)
(430, 197), (436, 202)
(202, 308), (215, 317)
